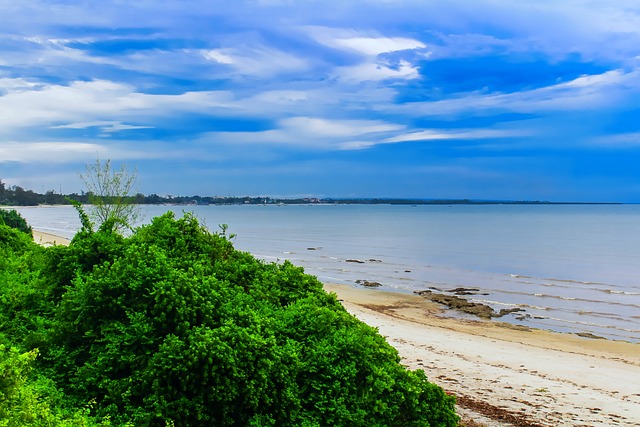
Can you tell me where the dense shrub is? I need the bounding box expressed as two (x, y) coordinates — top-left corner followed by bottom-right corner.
(0, 209), (32, 236)
(0, 212), (458, 426)
(0, 226), (99, 426)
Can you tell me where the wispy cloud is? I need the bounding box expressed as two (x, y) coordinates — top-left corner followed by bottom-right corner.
(388, 68), (640, 117)
(201, 45), (310, 77)
(0, 79), (238, 132)
(0, 141), (107, 163)
(201, 116), (404, 149)
(591, 132), (640, 147)
(385, 128), (529, 143)
(51, 121), (153, 133)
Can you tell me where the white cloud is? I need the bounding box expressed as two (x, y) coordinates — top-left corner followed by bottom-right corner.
(0, 141), (107, 163)
(591, 132), (640, 147)
(0, 138), (191, 164)
(387, 68), (640, 117)
(384, 128), (528, 143)
(281, 116), (402, 137)
(52, 121), (153, 133)
(327, 36), (425, 56)
(0, 79), (239, 133)
(201, 116), (403, 149)
(200, 45), (310, 77)
(202, 49), (235, 64)
(333, 59), (420, 82)
(0, 77), (40, 93)
(561, 70), (626, 88)
(304, 26), (429, 82)
(306, 26), (426, 55)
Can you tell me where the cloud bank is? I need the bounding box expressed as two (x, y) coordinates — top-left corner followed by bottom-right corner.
(1, 0), (639, 200)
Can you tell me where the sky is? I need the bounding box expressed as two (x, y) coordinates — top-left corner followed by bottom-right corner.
(1, 0), (640, 201)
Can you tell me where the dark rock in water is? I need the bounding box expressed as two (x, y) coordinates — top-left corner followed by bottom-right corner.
(497, 308), (525, 317)
(368, 259), (382, 263)
(575, 332), (606, 340)
(446, 287), (481, 295)
(404, 270), (412, 273)
(346, 259), (365, 263)
(356, 279), (382, 287)
(306, 247), (322, 250)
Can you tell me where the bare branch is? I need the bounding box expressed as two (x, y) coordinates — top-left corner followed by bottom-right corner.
(79, 158), (141, 232)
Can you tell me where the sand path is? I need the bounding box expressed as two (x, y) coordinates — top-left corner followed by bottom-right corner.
(325, 283), (640, 427)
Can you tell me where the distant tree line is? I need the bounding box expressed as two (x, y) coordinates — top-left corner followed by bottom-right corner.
(0, 179), (326, 206)
(3, 178), (601, 206)
(0, 179), (324, 206)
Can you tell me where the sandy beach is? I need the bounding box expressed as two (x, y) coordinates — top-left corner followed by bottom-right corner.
(324, 283), (640, 426)
(32, 230), (71, 246)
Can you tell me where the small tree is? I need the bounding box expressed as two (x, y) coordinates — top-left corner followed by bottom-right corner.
(79, 159), (141, 232)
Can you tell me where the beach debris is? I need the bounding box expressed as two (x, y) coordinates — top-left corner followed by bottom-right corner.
(356, 279), (382, 287)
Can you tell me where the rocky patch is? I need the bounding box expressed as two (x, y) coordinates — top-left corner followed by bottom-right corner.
(356, 279), (383, 287)
(414, 289), (526, 320)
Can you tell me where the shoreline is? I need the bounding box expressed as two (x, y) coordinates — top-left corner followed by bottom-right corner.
(32, 230), (71, 246)
(324, 283), (640, 426)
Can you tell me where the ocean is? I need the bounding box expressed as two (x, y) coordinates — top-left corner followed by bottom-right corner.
(13, 204), (640, 343)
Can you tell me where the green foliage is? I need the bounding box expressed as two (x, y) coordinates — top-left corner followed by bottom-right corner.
(69, 199), (94, 233)
(0, 211), (458, 426)
(0, 342), (102, 426)
(0, 208), (32, 236)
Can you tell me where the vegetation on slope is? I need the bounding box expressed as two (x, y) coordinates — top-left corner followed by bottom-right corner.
(0, 209), (458, 426)
(0, 209), (32, 236)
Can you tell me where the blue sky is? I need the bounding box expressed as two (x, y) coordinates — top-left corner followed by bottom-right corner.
(1, 0), (640, 201)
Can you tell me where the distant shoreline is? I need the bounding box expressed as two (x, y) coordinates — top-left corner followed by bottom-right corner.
(0, 181), (632, 206)
(1, 198), (629, 207)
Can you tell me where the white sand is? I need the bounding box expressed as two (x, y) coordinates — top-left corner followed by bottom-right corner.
(32, 230), (71, 246)
(325, 283), (640, 427)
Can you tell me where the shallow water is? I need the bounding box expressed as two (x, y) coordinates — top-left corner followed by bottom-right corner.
(13, 204), (640, 342)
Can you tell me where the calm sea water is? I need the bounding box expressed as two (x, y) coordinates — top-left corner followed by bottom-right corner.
(13, 204), (640, 343)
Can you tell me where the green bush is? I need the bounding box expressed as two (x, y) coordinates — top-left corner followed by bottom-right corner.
(0, 211), (458, 426)
(0, 340), (102, 426)
(0, 209), (32, 236)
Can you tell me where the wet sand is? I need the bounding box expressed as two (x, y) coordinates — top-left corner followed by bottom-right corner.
(324, 283), (640, 427)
